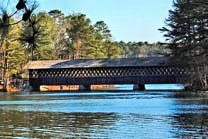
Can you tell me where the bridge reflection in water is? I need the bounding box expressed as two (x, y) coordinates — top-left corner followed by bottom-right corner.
(26, 57), (190, 91)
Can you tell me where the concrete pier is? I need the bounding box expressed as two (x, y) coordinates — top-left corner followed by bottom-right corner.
(79, 85), (91, 91)
(133, 84), (145, 91)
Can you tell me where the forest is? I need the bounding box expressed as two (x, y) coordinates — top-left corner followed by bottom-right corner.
(0, 0), (166, 91)
(0, 0), (208, 91)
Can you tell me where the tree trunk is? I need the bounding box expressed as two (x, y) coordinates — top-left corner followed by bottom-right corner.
(31, 43), (35, 61)
(1, 40), (8, 92)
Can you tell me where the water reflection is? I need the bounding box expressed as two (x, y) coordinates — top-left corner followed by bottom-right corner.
(171, 98), (208, 138)
(0, 111), (118, 138)
(172, 113), (208, 138)
(0, 91), (208, 138)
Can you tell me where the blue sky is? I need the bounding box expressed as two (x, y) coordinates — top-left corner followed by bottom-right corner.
(37, 0), (173, 43)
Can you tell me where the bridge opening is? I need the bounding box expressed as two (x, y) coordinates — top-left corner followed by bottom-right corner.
(39, 84), (184, 92)
(40, 84), (116, 91)
(116, 84), (184, 91)
(145, 84), (184, 91)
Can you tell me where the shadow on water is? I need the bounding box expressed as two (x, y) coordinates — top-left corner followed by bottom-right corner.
(171, 113), (208, 138)
(0, 111), (118, 138)
(170, 97), (208, 138)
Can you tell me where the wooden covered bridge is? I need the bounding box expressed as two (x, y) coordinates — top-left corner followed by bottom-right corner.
(26, 57), (190, 91)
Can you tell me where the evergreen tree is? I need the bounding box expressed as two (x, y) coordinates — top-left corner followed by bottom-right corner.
(84, 26), (105, 58)
(0, 0), (37, 91)
(160, 0), (208, 90)
(21, 12), (56, 60)
(66, 14), (92, 59)
(6, 24), (26, 77)
(48, 9), (67, 59)
(94, 21), (121, 58)
(105, 41), (121, 58)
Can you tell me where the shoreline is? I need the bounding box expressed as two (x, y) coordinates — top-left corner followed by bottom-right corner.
(173, 91), (208, 98)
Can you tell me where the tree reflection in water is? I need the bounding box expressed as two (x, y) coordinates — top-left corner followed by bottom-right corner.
(1, 91), (208, 138)
(0, 111), (118, 138)
(172, 113), (208, 138)
(171, 98), (208, 138)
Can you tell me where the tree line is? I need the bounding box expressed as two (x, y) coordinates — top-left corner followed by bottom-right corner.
(0, 1), (165, 91)
(20, 10), (166, 60)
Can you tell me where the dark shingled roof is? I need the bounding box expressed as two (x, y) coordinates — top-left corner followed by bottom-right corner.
(26, 57), (171, 69)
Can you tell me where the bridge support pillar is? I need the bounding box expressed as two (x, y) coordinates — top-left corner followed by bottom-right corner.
(133, 84), (145, 91)
(29, 79), (40, 91)
(79, 85), (91, 91)
(31, 85), (40, 91)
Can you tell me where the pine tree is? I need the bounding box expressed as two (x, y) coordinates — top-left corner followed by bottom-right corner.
(160, 0), (208, 90)
(48, 9), (67, 59)
(66, 14), (92, 59)
(21, 12), (57, 60)
(0, 0), (37, 91)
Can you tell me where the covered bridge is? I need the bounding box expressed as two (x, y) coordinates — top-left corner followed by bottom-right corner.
(26, 57), (190, 90)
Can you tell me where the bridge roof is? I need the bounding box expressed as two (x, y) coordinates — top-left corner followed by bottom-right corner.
(26, 57), (171, 69)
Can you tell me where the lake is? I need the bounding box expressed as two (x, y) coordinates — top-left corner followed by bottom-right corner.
(0, 85), (208, 138)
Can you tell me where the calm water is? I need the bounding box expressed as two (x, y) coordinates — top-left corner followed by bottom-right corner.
(0, 85), (208, 138)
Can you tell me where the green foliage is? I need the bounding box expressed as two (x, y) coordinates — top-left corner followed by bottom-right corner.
(94, 21), (111, 41)
(93, 21), (121, 58)
(0, 17), (26, 77)
(84, 26), (106, 58)
(160, 0), (208, 89)
(160, 0), (208, 59)
(48, 9), (64, 18)
(116, 41), (167, 58)
(0, 0), (38, 91)
(117, 41), (129, 58)
(21, 11), (164, 60)
(48, 10), (68, 59)
(104, 41), (121, 58)
(7, 44), (25, 75)
(21, 12), (57, 60)
(38, 46), (55, 60)
(0, 5), (169, 91)
(65, 13), (92, 59)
